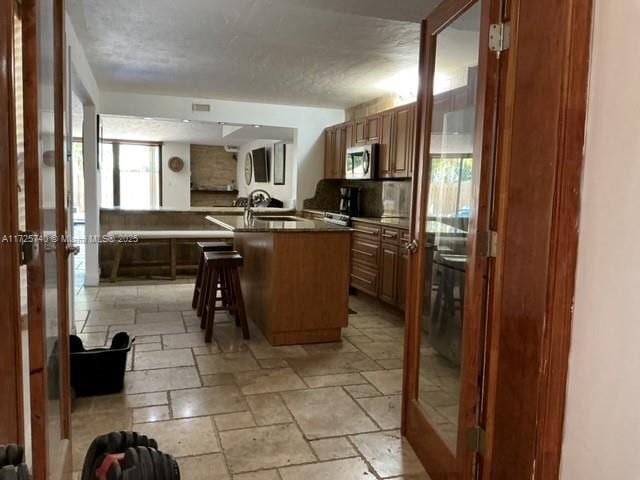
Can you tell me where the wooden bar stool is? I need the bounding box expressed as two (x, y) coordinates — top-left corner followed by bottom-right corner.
(201, 251), (250, 343)
(193, 241), (233, 314)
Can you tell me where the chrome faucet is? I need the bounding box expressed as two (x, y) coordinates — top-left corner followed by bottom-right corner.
(244, 189), (272, 223)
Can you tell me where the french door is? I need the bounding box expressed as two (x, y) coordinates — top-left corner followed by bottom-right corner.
(1, 0), (73, 478)
(402, 0), (503, 478)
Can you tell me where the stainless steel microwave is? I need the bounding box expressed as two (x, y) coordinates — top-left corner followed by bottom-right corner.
(345, 144), (378, 180)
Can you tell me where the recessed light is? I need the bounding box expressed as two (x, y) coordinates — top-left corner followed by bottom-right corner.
(183, 119), (191, 123)
(143, 117), (153, 121)
(218, 122), (226, 125)
(253, 125), (261, 128)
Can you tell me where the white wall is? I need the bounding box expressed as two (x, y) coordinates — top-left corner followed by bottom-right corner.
(237, 140), (296, 206)
(99, 92), (344, 209)
(561, 1), (640, 479)
(161, 143), (191, 209)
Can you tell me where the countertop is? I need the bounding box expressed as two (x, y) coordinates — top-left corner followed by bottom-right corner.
(206, 215), (352, 233)
(102, 206), (297, 215)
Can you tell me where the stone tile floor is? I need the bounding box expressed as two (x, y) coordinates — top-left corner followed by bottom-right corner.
(71, 280), (446, 479)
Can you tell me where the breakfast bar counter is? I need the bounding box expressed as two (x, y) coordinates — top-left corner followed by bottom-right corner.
(208, 215), (352, 345)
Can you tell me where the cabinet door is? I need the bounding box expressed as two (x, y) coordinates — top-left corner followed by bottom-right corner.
(365, 115), (380, 142)
(380, 243), (399, 304)
(333, 126), (344, 178)
(378, 110), (394, 178)
(324, 128), (334, 179)
(355, 119), (366, 145)
(392, 104), (413, 177)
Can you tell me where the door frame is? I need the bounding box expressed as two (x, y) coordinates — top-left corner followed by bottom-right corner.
(0, 0), (25, 446)
(401, 0), (502, 477)
(480, 0), (593, 478)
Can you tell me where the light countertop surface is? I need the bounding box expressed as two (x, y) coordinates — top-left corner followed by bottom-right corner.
(206, 215), (352, 233)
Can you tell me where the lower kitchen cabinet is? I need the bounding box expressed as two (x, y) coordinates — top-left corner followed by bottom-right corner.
(350, 220), (408, 309)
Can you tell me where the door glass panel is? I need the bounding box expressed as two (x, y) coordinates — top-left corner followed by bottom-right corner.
(418, 3), (481, 452)
(39, 0), (67, 471)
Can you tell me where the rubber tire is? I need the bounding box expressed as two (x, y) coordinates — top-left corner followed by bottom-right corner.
(135, 447), (153, 480)
(0, 446), (5, 467)
(6, 445), (23, 465)
(16, 464), (30, 480)
(0, 465), (18, 480)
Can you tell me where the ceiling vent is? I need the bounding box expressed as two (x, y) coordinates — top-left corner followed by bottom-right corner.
(192, 103), (211, 112)
(224, 146), (239, 153)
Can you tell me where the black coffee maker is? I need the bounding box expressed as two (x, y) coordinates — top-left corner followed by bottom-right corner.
(339, 187), (360, 217)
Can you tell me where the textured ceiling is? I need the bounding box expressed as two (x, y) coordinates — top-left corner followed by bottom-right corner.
(101, 115), (294, 146)
(66, 0), (439, 108)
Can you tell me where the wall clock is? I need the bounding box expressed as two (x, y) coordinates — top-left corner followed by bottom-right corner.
(168, 156), (184, 172)
(244, 152), (253, 185)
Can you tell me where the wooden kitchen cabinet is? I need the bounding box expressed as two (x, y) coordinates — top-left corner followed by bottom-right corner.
(365, 115), (380, 142)
(350, 221), (409, 309)
(392, 103), (415, 177)
(324, 123), (349, 179)
(324, 127), (335, 178)
(378, 110), (394, 178)
(355, 119), (366, 145)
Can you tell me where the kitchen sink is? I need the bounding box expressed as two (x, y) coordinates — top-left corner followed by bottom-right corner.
(254, 216), (305, 222)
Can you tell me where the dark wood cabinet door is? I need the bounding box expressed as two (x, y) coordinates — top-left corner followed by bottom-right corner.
(345, 122), (354, 150)
(378, 111), (394, 178)
(393, 104), (414, 177)
(397, 248), (409, 309)
(324, 128), (334, 178)
(355, 119), (366, 145)
(365, 115), (380, 142)
(379, 244), (398, 303)
(333, 126), (344, 178)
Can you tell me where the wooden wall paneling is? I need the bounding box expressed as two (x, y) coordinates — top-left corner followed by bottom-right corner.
(481, 0), (593, 478)
(0, 0), (25, 446)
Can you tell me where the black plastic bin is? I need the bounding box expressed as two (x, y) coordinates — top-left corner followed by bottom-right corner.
(70, 332), (134, 397)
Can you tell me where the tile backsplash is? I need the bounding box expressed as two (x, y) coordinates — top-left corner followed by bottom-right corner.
(303, 179), (412, 218)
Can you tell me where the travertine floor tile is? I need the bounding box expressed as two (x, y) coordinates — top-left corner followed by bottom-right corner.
(281, 387), (378, 439)
(72, 391), (168, 413)
(309, 437), (358, 461)
(287, 352), (379, 377)
(362, 369), (403, 395)
(124, 366), (201, 394)
(109, 321), (186, 337)
(177, 453), (230, 480)
(136, 311), (183, 324)
(344, 384), (382, 398)
(356, 341), (404, 360)
(302, 341), (358, 355)
(197, 352), (260, 375)
(234, 368), (306, 395)
(171, 385), (248, 418)
(214, 411), (256, 431)
(357, 395), (402, 430)
(279, 457), (372, 479)
(134, 417), (220, 457)
(86, 308), (135, 325)
(202, 373), (236, 387)
(134, 348), (195, 370)
(132, 405), (171, 423)
(233, 471), (280, 480)
(350, 430), (425, 478)
(246, 393), (293, 426)
(303, 373), (368, 388)
(162, 332), (214, 350)
(220, 423), (315, 473)
(135, 342), (163, 352)
(72, 412), (131, 471)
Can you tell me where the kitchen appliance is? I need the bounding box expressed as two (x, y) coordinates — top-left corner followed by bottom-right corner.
(323, 212), (351, 227)
(339, 186), (360, 217)
(345, 144), (378, 180)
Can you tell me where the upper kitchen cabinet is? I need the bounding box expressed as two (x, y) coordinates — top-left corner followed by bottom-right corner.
(378, 110), (394, 178)
(377, 103), (416, 179)
(392, 103), (416, 177)
(324, 122), (352, 179)
(365, 115), (380, 143)
(355, 119), (366, 145)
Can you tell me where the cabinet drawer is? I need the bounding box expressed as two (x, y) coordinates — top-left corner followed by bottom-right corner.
(381, 227), (400, 245)
(351, 238), (379, 267)
(351, 221), (381, 240)
(350, 262), (379, 296)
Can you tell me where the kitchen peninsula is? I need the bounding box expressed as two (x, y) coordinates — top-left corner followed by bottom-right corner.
(207, 215), (351, 346)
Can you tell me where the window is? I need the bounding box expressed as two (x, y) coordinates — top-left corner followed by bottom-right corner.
(428, 154), (473, 218)
(100, 141), (161, 209)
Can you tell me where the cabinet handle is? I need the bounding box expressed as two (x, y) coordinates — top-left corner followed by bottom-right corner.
(354, 228), (378, 235)
(352, 249), (375, 257)
(382, 233), (397, 239)
(350, 273), (373, 284)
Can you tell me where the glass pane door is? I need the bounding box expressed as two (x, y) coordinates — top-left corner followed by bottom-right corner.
(417, 3), (482, 453)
